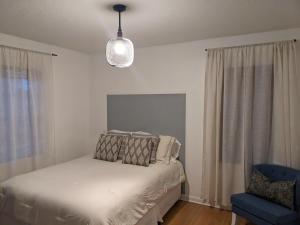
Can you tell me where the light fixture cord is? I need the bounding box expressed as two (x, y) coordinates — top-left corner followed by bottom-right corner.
(117, 11), (123, 37)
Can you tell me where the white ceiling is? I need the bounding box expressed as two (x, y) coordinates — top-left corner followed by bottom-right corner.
(0, 0), (299, 53)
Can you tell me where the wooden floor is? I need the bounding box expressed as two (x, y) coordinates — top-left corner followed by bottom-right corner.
(162, 201), (253, 225)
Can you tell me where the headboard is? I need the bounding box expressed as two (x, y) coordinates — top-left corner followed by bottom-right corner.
(107, 94), (186, 167)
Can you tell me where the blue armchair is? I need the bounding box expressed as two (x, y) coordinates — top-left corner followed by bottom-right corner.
(231, 164), (300, 225)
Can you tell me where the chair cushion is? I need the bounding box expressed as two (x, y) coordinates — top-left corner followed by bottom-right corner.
(231, 193), (299, 224)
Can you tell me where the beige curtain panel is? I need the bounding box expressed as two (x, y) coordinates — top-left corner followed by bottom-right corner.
(201, 40), (300, 209)
(0, 46), (55, 182)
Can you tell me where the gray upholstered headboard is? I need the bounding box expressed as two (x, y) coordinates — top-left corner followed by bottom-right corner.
(107, 94), (186, 167)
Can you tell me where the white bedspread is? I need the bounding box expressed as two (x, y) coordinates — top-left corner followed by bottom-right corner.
(0, 155), (185, 225)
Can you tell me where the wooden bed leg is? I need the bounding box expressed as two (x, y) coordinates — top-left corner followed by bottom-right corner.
(231, 212), (239, 225)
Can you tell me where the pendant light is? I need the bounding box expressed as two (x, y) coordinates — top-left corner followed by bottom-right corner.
(106, 4), (134, 68)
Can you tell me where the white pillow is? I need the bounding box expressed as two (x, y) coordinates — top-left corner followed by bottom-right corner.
(156, 135), (175, 163)
(170, 139), (181, 162)
(107, 130), (152, 136)
(132, 131), (152, 135)
(107, 130), (132, 135)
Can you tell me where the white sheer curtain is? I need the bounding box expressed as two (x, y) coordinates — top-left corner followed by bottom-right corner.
(201, 40), (300, 209)
(0, 46), (55, 182)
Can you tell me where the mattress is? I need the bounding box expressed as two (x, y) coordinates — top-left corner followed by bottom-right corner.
(0, 155), (185, 225)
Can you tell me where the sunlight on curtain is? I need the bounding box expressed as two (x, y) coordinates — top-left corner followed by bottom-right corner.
(201, 40), (300, 209)
(0, 46), (54, 182)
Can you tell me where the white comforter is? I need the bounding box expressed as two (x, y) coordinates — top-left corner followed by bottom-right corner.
(0, 155), (185, 225)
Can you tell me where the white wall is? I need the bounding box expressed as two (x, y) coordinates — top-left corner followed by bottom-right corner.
(90, 28), (300, 203)
(0, 33), (92, 163)
(2, 27), (299, 204)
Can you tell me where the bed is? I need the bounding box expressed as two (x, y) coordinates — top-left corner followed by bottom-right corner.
(0, 93), (187, 225)
(0, 155), (185, 225)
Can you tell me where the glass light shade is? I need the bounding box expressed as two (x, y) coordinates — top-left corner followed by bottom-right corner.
(106, 37), (134, 68)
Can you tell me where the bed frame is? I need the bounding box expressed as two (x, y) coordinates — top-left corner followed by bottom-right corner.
(1, 94), (186, 225)
(107, 93), (186, 224)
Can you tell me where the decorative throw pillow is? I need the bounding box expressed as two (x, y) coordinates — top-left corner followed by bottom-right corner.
(118, 134), (130, 160)
(122, 136), (152, 167)
(94, 134), (121, 162)
(148, 136), (160, 163)
(107, 130), (131, 160)
(247, 169), (270, 197)
(247, 169), (296, 209)
(132, 133), (160, 163)
(265, 180), (296, 210)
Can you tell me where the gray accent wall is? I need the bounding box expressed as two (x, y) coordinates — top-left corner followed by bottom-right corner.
(107, 94), (186, 167)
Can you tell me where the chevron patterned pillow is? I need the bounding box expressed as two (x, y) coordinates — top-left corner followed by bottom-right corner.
(122, 136), (152, 167)
(94, 134), (122, 162)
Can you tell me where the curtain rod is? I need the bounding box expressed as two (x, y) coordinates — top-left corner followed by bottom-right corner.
(204, 39), (297, 52)
(0, 44), (58, 56)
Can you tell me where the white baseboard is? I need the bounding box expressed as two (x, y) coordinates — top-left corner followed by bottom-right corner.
(180, 194), (210, 206)
(180, 195), (222, 209)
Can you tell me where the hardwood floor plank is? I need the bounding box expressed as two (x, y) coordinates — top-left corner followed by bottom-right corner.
(162, 201), (253, 225)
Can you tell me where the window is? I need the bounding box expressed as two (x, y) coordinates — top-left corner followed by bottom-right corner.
(0, 70), (38, 163)
(0, 47), (54, 181)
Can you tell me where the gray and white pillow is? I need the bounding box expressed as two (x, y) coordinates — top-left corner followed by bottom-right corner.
(94, 134), (122, 162)
(132, 133), (160, 163)
(107, 130), (131, 160)
(122, 136), (153, 167)
(118, 135), (131, 160)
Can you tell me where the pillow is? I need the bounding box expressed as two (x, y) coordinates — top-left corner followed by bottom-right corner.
(132, 133), (160, 163)
(133, 131), (152, 135)
(107, 130), (151, 136)
(118, 135), (130, 160)
(107, 130), (131, 160)
(94, 134), (121, 162)
(107, 130), (132, 135)
(266, 180), (296, 210)
(247, 169), (270, 197)
(170, 139), (181, 162)
(122, 136), (152, 167)
(107, 130), (158, 161)
(149, 137), (160, 163)
(156, 135), (176, 163)
(247, 169), (296, 209)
